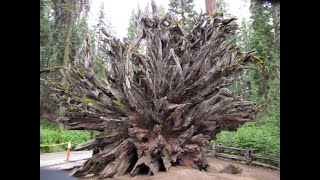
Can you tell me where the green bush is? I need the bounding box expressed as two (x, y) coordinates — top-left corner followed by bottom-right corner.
(210, 121), (279, 157)
(40, 122), (94, 153)
(211, 81), (280, 158)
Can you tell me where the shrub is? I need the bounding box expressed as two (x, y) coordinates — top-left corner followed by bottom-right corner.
(40, 122), (94, 153)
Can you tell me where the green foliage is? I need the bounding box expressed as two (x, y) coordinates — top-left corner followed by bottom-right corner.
(40, 0), (60, 113)
(71, 17), (91, 65)
(91, 2), (114, 81)
(127, 10), (137, 42)
(40, 0), (280, 160)
(213, 73), (280, 157)
(168, 0), (197, 31)
(211, 0), (280, 158)
(217, 0), (232, 17)
(40, 122), (93, 153)
(40, 0), (93, 114)
(211, 120), (279, 157)
(229, 1), (279, 110)
(246, 1), (278, 104)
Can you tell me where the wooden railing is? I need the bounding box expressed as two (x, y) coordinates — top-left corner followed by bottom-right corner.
(205, 145), (280, 170)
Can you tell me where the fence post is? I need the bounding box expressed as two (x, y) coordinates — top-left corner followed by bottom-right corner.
(212, 145), (216, 157)
(245, 148), (250, 165)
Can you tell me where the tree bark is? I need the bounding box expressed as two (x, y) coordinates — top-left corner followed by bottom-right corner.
(62, 0), (75, 71)
(43, 1), (267, 178)
(271, 2), (280, 53)
(205, 0), (217, 15)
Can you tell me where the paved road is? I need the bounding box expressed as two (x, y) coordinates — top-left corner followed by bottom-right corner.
(40, 151), (92, 168)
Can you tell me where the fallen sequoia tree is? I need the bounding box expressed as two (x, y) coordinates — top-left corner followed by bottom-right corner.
(41, 1), (268, 178)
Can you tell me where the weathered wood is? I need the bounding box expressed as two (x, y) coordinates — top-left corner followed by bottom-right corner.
(212, 145), (216, 157)
(40, 66), (66, 74)
(207, 145), (279, 168)
(215, 145), (247, 153)
(251, 154), (280, 168)
(43, 0), (268, 178)
(251, 154), (279, 163)
(245, 148), (251, 165)
(74, 139), (99, 151)
(251, 161), (280, 170)
(215, 153), (247, 161)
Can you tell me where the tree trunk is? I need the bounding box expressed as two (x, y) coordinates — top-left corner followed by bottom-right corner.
(62, 0), (75, 71)
(205, 0), (217, 15)
(271, 2), (280, 54)
(43, 1), (267, 178)
(59, 0), (75, 114)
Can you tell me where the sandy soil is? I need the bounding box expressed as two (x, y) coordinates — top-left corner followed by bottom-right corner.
(73, 156), (279, 180)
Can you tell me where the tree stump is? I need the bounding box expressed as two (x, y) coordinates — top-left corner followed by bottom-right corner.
(42, 0), (267, 178)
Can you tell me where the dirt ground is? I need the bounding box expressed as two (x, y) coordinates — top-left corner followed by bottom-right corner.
(73, 156), (279, 180)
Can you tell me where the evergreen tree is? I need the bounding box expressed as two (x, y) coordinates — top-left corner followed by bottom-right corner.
(127, 10), (137, 42)
(92, 2), (114, 80)
(168, 0), (197, 31)
(40, 0), (56, 114)
(40, 0), (91, 118)
(213, 1), (280, 157)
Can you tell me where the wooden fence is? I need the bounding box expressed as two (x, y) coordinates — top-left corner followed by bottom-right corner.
(205, 145), (280, 170)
